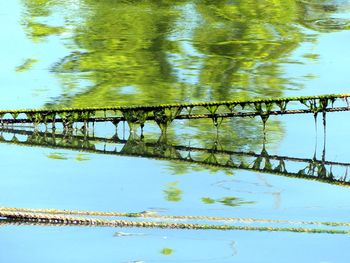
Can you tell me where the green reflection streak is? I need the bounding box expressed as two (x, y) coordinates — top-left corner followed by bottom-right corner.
(201, 196), (255, 207)
(218, 197), (255, 207)
(15, 58), (38, 72)
(51, 0), (185, 107)
(296, 0), (350, 32)
(19, 0), (327, 163)
(47, 152), (68, 160)
(19, 0), (315, 108)
(194, 0), (306, 100)
(160, 248), (174, 256)
(164, 182), (183, 202)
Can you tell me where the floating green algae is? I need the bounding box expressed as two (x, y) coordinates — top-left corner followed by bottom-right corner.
(164, 182), (183, 202)
(160, 248), (174, 256)
(75, 154), (90, 162)
(26, 21), (65, 41)
(47, 152), (68, 160)
(202, 196), (255, 207)
(218, 197), (256, 207)
(15, 58), (38, 72)
(201, 197), (216, 204)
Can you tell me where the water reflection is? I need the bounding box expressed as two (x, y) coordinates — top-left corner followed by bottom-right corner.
(17, 0), (350, 162)
(19, 0), (325, 108)
(15, 0), (350, 169)
(17, 0), (350, 107)
(164, 182), (183, 202)
(160, 247), (173, 256)
(0, 127), (348, 187)
(297, 0), (350, 32)
(202, 196), (255, 207)
(2, 1), (350, 262)
(15, 58), (38, 72)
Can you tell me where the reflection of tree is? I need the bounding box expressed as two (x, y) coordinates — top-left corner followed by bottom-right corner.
(50, 0), (188, 107)
(21, 0), (66, 42)
(22, 0), (348, 105)
(39, 0), (313, 107)
(160, 248), (174, 256)
(20, 0), (319, 173)
(201, 196), (255, 207)
(164, 182), (183, 202)
(37, 1), (288, 164)
(194, 0), (307, 101)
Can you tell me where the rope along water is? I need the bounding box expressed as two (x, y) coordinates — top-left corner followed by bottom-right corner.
(1, 207), (350, 232)
(1, 211), (349, 234)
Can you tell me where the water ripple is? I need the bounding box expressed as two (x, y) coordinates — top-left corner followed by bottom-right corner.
(312, 17), (350, 31)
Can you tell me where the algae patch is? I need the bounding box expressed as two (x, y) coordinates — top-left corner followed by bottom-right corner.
(15, 58), (38, 72)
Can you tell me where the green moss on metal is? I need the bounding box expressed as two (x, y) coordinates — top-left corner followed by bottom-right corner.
(0, 93), (347, 115)
(154, 107), (183, 133)
(0, 94), (349, 131)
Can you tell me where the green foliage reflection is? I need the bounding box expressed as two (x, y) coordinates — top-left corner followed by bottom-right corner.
(20, 0), (315, 107)
(160, 248), (174, 256)
(19, 0), (348, 176)
(201, 196), (255, 207)
(164, 182), (183, 202)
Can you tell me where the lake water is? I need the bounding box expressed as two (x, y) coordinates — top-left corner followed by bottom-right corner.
(1, 0), (350, 262)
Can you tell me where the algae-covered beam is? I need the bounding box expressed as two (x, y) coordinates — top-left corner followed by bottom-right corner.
(1, 93), (349, 114)
(0, 106), (349, 125)
(0, 93), (349, 131)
